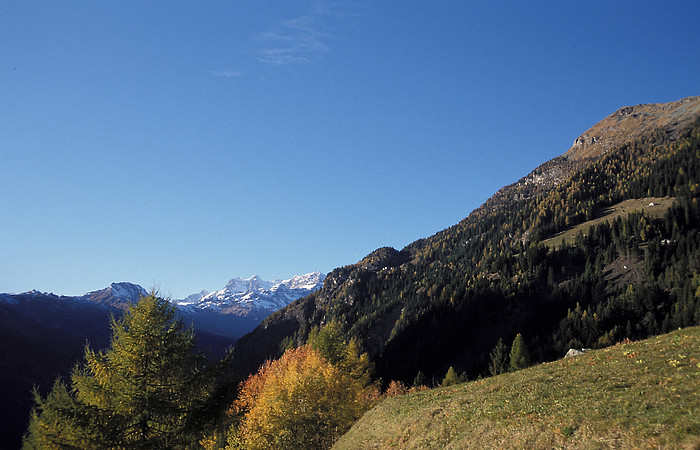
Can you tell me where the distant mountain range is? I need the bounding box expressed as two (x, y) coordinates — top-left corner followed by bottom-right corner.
(2, 272), (325, 322)
(0, 273), (324, 449)
(175, 272), (326, 320)
(0, 272), (325, 358)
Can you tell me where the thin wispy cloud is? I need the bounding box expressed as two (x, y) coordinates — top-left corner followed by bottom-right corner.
(256, 14), (330, 65)
(213, 69), (243, 78)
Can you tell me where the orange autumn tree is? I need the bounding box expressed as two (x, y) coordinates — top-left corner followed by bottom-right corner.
(228, 345), (374, 449)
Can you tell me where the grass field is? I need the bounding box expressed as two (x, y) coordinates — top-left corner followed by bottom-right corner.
(334, 326), (700, 449)
(542, 197), (675, 250)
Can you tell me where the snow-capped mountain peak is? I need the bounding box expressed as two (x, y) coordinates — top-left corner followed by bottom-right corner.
(177, 272), (325, 317)
(82, 282), (147, 307)
(107, 282), (148, 301)
(178, 289), (209, 305)
(223, 275), (273, 295)
(286, 271), (325, 290)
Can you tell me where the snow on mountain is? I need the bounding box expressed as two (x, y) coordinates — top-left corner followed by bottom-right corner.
(221, 275), (273, 296)
(286, 272), (328, 290)
(178, 290), (210, 305)
(0, 293), (18, 304)
(109, 282), (148, 301)
(177, 272), (325, 317)
(82, 282), (148, 308)
(2, 273), (324, 322)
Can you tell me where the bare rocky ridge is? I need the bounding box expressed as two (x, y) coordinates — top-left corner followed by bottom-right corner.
(565, 95), (700, 161)
(82, 282), (148, 310)
(474, 95), (700, 215)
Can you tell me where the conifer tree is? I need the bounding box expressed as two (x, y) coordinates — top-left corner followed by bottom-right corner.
(509, 333), (531, 372)
(412, 370), (427, 388)
(23, 379), (94, 449)
(488, 338), (509, 376)
(23, 292), (223, 449)
(441, 366), (461, 387)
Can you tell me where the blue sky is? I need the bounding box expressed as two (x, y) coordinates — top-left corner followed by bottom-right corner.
(2, 1), (699, 298)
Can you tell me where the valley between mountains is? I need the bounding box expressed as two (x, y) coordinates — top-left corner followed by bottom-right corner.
(7, 95), (700, 449)
(0, 273), (324, 448)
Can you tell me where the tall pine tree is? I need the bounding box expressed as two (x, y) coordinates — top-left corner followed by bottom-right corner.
(24, 292), (225, 449)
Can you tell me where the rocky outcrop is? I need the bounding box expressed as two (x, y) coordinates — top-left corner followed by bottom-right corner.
(565, 348), (590, 358)
(565, 95), (700, 160)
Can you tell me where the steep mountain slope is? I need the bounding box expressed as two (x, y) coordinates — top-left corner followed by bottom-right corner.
(232, 96), (700, 385)
(566, 95), (700, 160)
(469, 95), (700, 233)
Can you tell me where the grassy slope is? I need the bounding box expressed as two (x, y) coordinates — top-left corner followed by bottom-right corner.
(334, 327), (700, 449)
(542, 196), (675, 250)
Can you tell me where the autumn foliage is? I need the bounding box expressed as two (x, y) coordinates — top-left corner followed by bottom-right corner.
(229, 345), (375, 449)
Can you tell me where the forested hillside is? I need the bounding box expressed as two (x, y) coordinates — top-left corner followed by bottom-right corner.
(233, 104), (700, 387)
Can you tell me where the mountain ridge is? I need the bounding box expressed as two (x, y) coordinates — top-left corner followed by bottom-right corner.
(176, 272), (325, 319)
(0, 272), (325, 448)
(81, 282), (148, 309)
(466, 95), (700, 226)
(2, 271), (325, 320)
(230, 95), (700, 385)
(565, 95), (700, 160)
